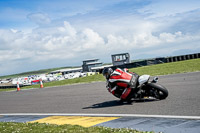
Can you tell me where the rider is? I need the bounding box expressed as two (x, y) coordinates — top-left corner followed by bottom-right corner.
(102, 67), (139, 101)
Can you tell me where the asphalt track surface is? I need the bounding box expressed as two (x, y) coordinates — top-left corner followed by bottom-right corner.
(0, 72), (200, 116)
(1, 72), (200, 133)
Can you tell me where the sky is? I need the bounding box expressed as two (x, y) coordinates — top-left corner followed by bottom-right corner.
(0, 0), (200, 76)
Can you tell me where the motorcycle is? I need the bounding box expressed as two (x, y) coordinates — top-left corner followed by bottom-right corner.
(136, 75), (168, 100)
(106, 74), (168, 102)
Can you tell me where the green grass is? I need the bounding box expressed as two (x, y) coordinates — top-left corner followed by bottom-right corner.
(129, 58), (200, 76)
(0, 88), (16, 92)
(0, 122), (153, 133)
(1, 58), (200, 92)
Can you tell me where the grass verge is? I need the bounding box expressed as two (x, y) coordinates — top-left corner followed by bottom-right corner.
(129, 58), (200, 76)
(0, 122), (153, 133)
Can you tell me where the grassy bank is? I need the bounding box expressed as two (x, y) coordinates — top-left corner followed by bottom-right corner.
(0, 122), (153, 133)
(129, 58), (200, 76)
(1, 58), (200, 92)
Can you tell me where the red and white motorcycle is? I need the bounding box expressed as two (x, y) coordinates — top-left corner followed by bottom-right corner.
(106, 74), (168, 102)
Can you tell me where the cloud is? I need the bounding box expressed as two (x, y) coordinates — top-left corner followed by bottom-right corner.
(27, 12), (51, 25)
(138, 0), (200, 18)
(1, 0), (200, 76)
(1, 16), (200, 76)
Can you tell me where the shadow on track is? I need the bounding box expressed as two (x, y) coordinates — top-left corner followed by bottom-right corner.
(83, 99), (158, 109)
(82, 100), (125, 109)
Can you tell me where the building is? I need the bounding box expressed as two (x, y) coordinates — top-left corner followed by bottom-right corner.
(82, 59), (103, 72)
(111, 53), (130, 66)
(50, 59), (104, 75)
(50, 67), (82, 75)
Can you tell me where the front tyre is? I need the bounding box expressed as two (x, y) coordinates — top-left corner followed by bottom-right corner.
(147, 83), (168, 100)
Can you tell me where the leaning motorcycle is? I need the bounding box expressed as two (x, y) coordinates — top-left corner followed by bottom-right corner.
(106, 74), (168, 102)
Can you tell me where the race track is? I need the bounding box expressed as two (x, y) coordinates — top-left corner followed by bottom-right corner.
(0, 72), (200, 116)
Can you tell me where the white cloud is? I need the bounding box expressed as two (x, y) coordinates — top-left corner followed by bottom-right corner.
(77, 28), (105, 50)
(27, 12), (51, 25)
(139, 0), (200, 18)
(1, 0), (200, 76)
(1, 18), (200, 75)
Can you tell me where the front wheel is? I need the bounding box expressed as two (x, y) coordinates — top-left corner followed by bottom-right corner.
(146, 83), (168, 100)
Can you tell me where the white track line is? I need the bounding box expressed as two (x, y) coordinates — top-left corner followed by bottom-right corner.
(1, 113), (200, 119)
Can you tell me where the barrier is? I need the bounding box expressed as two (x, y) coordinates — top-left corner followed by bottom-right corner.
(109, 53), (200, 71)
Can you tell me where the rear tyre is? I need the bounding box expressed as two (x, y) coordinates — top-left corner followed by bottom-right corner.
(146, 83), (168, 100)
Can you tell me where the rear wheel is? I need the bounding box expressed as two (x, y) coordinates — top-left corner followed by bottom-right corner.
(146, 83), (168, 100)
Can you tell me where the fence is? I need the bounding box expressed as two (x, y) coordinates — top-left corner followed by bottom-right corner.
(166, 53), (200, 63)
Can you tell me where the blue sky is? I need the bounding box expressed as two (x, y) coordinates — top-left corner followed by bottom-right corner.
(0, 0), (200, 76)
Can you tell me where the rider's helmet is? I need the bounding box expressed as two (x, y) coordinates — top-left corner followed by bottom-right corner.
(102, 67), (113, 79)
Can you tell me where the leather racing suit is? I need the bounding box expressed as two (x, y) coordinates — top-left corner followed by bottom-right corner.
(106, 68), (139, 100)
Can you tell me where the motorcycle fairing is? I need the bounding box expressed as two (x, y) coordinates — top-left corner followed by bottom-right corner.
(138, 75), (150, 85)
